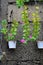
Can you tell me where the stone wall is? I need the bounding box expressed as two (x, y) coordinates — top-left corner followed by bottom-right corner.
(0, 0), (43, 65)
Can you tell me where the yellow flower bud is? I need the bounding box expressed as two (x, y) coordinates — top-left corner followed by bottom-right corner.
(24, 6), (28, 10)
(25, 10), (27, 13)
(36, 6), (39, 10)
(32, 13), (35, 16)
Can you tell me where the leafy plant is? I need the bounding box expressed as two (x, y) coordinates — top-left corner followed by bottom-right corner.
(20, 6), (40, 44)
(16, 0), (30, 8)
(39, 0), (43, 2)
(21, 6), (30, 44)
(16, 0), (24, 8)
(32, 6), (40, 41)
(7, 19), (18, 41)
(1, 19), (18, 41)
(1, 19), (7, 34)
(24, 0), (30, 2)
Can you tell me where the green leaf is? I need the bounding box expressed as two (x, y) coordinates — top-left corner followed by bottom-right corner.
(24, 0), (30, 2)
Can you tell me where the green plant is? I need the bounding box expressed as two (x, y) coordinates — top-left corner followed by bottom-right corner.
(39, 0), (43, 2)
(21, 6), (30, 44)
(1, 19), (18, 41)
(32, 6), (40, 41)
(24, 0), (30, 2)
(21, 6), (40, 44)
(16, 0), (24, 8)
(7, 19), (18, 41)
(16, 0), (30, 8)
(1, 19), (7, 34)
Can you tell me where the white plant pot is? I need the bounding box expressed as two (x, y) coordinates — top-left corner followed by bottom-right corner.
(37, 41), (43, 49)
(8, 41), (16, 49)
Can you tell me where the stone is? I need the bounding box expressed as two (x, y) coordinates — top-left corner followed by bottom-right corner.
(8, 0), (16, 2)
(7, 61), (17, 65)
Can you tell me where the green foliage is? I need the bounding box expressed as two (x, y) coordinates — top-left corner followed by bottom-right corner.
(16, 0), (24, 8)
(39, 0), (43, 2)
(1, 5), (40, 43)
(7, 19), (18, 41)
(32, 6), (40, 41)
(16, 0), (30, 8)
(22, 6), (30, 42)
(21, 6), (40, 43)
(24, 0), (30, 2)
(1, 19), (7, 34)
(1, 19), (18, 41)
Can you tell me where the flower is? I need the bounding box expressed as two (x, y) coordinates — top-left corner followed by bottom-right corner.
(29, 35), (32, 38)
(36, 6), (39, 10)
(20, 39), (26, 43)
(9, 33), (12, 36)
(19, 21), (24, 24)
(32, 13), (35, 16)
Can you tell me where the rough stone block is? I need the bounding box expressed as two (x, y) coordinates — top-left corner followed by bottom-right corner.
(8, 4), (43, 22)
(7, 61), (39, 65)
(1, 0), (8, 20)
(8, 0), (16, 2)
(7, 61), (17, 65)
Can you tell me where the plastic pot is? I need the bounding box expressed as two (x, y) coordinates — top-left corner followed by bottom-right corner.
(8, 41), (16, 49)
(37, 41), (43, 49)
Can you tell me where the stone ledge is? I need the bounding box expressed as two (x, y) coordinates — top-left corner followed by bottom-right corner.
(8, 0), (16, 2)
(7, 60), (40, 65)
